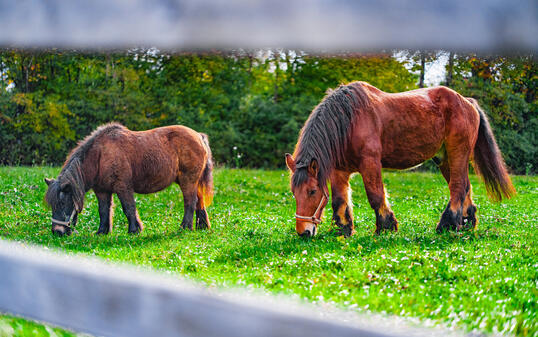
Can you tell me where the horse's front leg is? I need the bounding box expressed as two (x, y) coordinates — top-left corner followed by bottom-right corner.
(359, 156), (398, 235)
(330, 170), (355, 237)
(117, 189), (144, 234)
(95, 191), (113, 234)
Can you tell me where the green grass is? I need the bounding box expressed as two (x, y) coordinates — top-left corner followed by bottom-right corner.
(0, 167), (537, 336)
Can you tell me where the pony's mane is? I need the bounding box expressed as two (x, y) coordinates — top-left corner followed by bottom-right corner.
(45, 122), (126, 210)
(291, 83), (370, 189)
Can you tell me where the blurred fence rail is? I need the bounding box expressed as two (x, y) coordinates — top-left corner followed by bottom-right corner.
(0, 239), (468, 337)
(0, 0), (536, 52)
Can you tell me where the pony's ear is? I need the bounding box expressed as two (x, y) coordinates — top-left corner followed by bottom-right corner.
(285, 153), (296, 172)
(44, 178), (54, 186)
(308, 159), (319, 178)
(60, 182), (72, 193)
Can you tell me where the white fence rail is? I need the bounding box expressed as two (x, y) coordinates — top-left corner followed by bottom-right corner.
(0, 239), (470, 337)
(0, 0), (536, 52)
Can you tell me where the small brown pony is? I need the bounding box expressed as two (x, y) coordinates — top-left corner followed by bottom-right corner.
(45, 123), (213, 236)
(286, 81), (515, 237)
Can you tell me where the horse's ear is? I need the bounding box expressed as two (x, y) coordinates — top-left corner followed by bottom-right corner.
(285, 153), (296, 172)
(308, 159), (319, 178)
(44, 178), (54, 186)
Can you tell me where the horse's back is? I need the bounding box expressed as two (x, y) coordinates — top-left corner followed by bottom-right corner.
(94, 124), (207, 194)
(359, 85), (473, 169)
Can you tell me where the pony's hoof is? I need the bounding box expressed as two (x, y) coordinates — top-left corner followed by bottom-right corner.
(335, 223), (354, 237)
(181, 223), (193, 231)
(436, 221), (458, 233)
(96, 227), (110, 235)
(375, 213), (398, 235)
(195, 210), (210, 230)
(128, 225), (142, 234)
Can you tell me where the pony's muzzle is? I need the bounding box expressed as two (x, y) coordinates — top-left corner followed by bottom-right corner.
(52, 224), (72, 236)
(298, 223), (317, 237)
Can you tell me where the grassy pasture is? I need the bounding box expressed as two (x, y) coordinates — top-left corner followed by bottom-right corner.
(0, 166), (537, 336)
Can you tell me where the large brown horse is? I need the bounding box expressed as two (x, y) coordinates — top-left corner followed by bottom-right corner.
(45, 123), (213, 236)
(286, 81), (515, 237)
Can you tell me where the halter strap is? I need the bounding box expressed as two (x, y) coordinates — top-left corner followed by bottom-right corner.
(295, 189), (329, 224)
(51, 208), (77, 227)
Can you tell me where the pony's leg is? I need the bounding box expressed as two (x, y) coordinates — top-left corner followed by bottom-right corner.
(359, 158), (398, 235)
(95, 191), (113, 234)
(330, 170), (354, 237)
(116, 190), (144, 233)
(438, 155), (477, 230)
(436, 152), (470, 233)
(195, 187), (210, 230)
(178, 178), (197, 230)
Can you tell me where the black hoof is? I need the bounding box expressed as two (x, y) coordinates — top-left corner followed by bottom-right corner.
(375, 212), (398, 235)
(462, 205), (477, 229)
(128, 224), (142, 234)
(335, 223), (354, 237)
(181, 222), (193, 231)
(195, 210), (210, 230)
(96, 226), (110, 235)
(436, 204), (462, 233)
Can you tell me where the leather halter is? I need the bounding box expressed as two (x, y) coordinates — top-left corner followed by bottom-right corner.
(295, 189), (329, 224)
(51, 208), (77, 228)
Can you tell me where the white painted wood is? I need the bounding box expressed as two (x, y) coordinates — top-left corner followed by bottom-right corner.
(0, 240), (468, 337)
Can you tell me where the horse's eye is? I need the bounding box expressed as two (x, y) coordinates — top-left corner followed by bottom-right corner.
(309, 189), (317, 196)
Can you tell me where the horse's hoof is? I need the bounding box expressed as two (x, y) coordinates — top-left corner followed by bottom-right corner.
(335, 223), (354, 237)
(375, 213), (398, 234)
(436, 221), (456, 233)
(181, 224), (193, 231)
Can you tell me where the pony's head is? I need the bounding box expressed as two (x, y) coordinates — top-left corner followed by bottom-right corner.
(44, 159), (85, 236)
(286, 153), (329, 237)
(44, 178), (79, 236)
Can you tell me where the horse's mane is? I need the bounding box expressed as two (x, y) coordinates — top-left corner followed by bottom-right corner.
(291, 82), (370, 189)
(45, 123), (126, 210)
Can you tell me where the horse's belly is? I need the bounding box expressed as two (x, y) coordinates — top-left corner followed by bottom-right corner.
(133, 153), (178, 194)
(381, 121), (444, 169)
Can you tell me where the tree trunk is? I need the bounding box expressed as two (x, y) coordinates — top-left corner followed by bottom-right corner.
(446, 52), (454, 86)
(273, 51), (280, 102)
(419, 52), (425, 88)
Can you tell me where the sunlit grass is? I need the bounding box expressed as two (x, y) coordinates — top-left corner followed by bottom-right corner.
(0, 167), (536, 336)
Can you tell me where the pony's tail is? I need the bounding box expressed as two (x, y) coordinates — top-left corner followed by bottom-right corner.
(198, 133), (214, 207)
(469, 98), (515, 201)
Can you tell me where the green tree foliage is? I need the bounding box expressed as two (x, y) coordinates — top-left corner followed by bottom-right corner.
(0, 50), (417, 168)
(0, 50), (534, 174)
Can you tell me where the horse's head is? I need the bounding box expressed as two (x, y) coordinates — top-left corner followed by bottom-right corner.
(285, 154), (329, 237)
(44, 178), (79, 236)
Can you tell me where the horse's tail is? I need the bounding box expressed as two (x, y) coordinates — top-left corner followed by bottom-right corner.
(198, 133), (214, 207)
(468, 98), (515, 201)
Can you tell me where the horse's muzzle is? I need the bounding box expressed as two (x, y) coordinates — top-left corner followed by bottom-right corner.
(298, 223), (316, 237)
(52, 224), (72, 236)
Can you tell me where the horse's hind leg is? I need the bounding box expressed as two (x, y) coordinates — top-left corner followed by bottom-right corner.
(195, 187), (211, 230)
(178, 177), (197, 230)
(95, 191), (113, 234)
(436, 148), (471, 233)
(330, 170), (354, 237)
(462, 186), (478, 229)
(117, 189), (144, 233)
(359, 157), (398, 235)
(437, 155), (477, 230)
